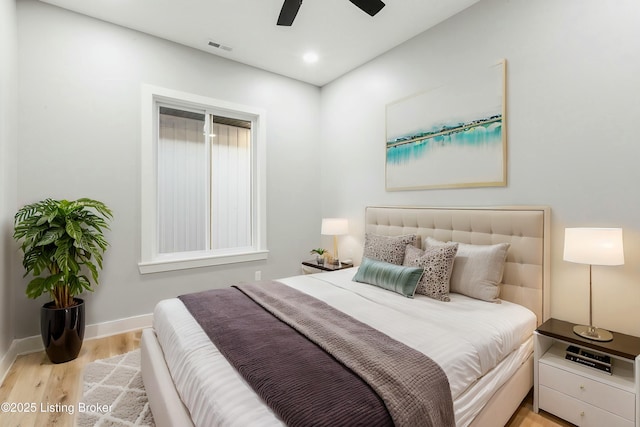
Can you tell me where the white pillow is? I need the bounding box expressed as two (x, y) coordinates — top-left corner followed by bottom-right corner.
(424, 237), (509, 302)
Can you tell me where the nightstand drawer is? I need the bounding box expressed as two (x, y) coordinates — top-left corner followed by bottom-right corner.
(539, 385), (634, 427)
(539, 362), (635, 421)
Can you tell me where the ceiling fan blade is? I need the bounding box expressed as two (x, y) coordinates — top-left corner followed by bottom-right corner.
(277, 0), (303, 26)
(348, 0), (385, 16)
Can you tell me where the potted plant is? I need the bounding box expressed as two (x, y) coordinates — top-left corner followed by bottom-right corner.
(13, 198), (113, 363)
(310, 248), (328, 265)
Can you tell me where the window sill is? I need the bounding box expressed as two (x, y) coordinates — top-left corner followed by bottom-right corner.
(138, 250), (269, 274)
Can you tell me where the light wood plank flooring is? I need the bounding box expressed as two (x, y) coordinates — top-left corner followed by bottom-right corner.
(0, 329), (572, 427)
(0, 330), (141, 427)
(506, 392), (573, 427)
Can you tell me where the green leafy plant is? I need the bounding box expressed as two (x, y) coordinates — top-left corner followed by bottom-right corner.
(309, 248), (328, 256)
(13, 198), (113, 309)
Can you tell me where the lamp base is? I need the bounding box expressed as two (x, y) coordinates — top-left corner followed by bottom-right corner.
(573, 324), (613, 342)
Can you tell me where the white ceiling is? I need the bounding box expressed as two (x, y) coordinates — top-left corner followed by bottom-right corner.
(38, 0), (480, 87)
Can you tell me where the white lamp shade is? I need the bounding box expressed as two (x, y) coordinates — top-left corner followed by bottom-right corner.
(321, 218), (348, 236)
(563, 227), (624, 266)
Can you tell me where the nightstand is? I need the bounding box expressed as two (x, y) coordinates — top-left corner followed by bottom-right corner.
(534, 318), (640, 427)
(301, 260), (354, 274)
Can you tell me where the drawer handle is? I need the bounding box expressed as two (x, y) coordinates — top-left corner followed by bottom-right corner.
(579, 385), (585, 390)
(580, 411), (585, 417)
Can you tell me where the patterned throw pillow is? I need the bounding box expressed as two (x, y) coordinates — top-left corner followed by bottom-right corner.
(424, 237), (510, 302)
(403, 243), (458, 301)
(362, 234), (417, 265)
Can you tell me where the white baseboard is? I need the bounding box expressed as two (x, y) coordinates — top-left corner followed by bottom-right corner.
(0, 313), (153, 385)
(85, 313), (153, 340)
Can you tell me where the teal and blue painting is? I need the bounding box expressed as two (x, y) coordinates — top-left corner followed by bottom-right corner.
(385, 110), (505, 190)
(386, 114), (502, 165)
(385, 60), (506, 190)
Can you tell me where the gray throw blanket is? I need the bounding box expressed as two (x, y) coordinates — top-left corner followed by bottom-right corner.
(180, 281), (455, 426)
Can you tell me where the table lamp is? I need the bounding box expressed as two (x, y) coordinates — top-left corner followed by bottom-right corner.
(563, 227), (624, 342)
(321, 218), (348, 265)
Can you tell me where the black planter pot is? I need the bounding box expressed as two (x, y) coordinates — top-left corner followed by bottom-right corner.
(40, 298), (85, 364)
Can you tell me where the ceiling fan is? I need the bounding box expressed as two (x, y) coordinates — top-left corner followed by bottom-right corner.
(277, 0), (386, 26)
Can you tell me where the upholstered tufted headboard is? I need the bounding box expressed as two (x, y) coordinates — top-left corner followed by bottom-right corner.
(365, 206), (550, 325)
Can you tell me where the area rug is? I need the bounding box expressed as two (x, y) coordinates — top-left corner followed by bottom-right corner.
(77, 349), (155, 427)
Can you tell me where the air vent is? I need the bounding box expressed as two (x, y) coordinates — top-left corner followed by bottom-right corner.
(208, 41), (233, 52)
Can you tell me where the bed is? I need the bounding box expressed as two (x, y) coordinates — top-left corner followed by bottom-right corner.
(141, 206), (550, 427)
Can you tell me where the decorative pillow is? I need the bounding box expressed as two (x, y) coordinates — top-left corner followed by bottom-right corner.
(402, 243), (458, 302)
(352, 257), (424, 298)
(425, 237), (510, 302)
(362, 233), (417, 265)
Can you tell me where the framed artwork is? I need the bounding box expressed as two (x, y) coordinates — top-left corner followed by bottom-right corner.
(385, 60), (507, 190)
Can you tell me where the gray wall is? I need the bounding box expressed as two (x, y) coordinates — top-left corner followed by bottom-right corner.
(15, 0), (322, 338)
(0, 0), (17, 356)
(10, 0), (640, 343)
(320, 0), (640, 336)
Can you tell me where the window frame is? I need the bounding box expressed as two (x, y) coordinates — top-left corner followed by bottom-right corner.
(139, 85), (268, 274)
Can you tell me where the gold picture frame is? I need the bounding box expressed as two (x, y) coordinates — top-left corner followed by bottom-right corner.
(385, 60), (507, 191)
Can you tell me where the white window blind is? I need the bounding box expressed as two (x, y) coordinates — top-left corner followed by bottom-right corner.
(158, 109), (208, 253)
(211, 122), (252, 250)
(139, 85), (268, 274)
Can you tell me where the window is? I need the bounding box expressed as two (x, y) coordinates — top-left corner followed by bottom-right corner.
(139, 85), (267, 273)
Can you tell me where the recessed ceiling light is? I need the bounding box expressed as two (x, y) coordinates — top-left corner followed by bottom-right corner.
(303, 52), (319, 64)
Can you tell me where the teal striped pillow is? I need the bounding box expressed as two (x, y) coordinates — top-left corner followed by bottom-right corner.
(353, 257), (424, 298)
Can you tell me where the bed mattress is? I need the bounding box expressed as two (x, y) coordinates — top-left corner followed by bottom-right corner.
(153, 268), (537, 427)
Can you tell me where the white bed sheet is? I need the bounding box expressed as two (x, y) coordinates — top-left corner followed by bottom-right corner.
(153, 268), (537, 427)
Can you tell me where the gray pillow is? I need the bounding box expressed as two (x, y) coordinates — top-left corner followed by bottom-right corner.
(353, 257), (423, 298)
(425, 237), (509, 302)
(403, 243), (458, 302)
(363, 233), (417, 265)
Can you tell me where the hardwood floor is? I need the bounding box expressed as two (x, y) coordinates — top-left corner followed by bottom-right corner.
(0, 330), (141, 427)
(505, 392), (574, 427)
(0, 329), (571, 427)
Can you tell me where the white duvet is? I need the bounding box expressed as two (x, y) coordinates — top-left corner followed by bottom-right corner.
(153, 268), (536, 427)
